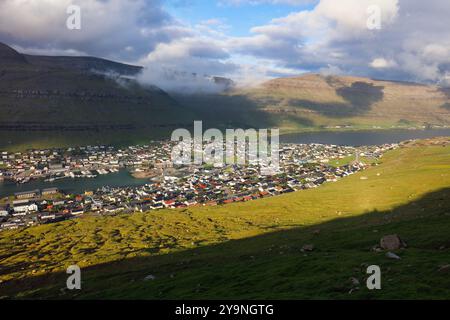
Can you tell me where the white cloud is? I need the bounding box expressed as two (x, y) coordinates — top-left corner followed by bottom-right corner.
(319, 64), (345, 76)
(137, 30), (238, 92)
(1, 0), (450, 86)
(370, 58), (397, 69)
(0, 0), (187, 61)
(315, 0), (399, 33)
(224, 0), (450, 84)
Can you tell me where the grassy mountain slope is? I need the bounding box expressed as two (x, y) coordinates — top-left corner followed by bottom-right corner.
(1, 138), (449, 299)
(1, 40), (450, 150)
(177, 74), (450, 133)
(0, 43), (195, 150)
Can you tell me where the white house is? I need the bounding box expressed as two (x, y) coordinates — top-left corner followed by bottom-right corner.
(13, 202), (38, 214)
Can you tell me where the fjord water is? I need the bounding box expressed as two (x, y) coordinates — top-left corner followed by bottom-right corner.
(1, 129), (450, 198)
(0, 169), (147, 199)
(281, 128), (450, 146)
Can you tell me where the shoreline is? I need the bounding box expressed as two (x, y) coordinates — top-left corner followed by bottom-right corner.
(2, 126), (450, 152)
(279, 125), (450, 137)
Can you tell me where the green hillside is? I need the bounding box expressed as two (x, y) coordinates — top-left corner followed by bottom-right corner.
(0, 42), (196, 151)
(1, 138), (449, 299)
(1, 41), (450, 150)
(176, 74), (450, 133)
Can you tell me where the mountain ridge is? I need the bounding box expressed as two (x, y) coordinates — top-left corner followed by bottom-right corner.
(1, 41), (450, 150)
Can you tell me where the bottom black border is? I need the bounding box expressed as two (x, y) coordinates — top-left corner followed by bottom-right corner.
(0, 300), (447, 319)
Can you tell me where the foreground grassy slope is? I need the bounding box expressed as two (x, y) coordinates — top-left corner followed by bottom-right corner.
(0, 139), (450, 299)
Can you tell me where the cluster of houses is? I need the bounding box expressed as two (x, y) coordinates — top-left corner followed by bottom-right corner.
(0, 143), (173, 184)
(0, 142), (398, 231)
(0, 187), (84, 230)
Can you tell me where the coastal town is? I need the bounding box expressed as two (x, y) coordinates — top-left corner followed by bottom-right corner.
(0, 141), (399, 231)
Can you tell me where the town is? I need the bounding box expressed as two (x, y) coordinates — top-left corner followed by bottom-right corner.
(0, 141), (399, 231)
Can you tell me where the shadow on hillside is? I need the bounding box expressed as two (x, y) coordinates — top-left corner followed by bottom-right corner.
(441, 102), (450, 111)
(290, 82), (384, 118)
(439, 87), (450, 99)
(1, 187), (450, 299)
(173, 93), (315, 129)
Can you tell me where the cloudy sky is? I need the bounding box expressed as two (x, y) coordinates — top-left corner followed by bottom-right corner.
(1, 0), (450, 86)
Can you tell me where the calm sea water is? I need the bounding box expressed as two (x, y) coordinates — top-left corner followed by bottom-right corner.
(0, 169), (147, 198)
(1, 129), (450, 197)
(281, 128), (450, 146)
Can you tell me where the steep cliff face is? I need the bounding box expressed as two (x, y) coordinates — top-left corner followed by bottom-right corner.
(23, 55), (143, 76)
(0, 43), (195, 149)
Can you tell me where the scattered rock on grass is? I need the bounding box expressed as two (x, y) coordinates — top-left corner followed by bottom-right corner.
(348, 287), (360, 294)
(438, 265), (450, 273)
(372, 245), (383, 252)
(144, 274), (156, 281)
(386, 252), (401, 260)
(350, 277), (360, 286)
(301, 244), (315, 252)
(380, 234), (407, 250)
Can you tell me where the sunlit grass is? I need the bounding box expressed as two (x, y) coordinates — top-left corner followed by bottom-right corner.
(0, 140), (449, 299)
